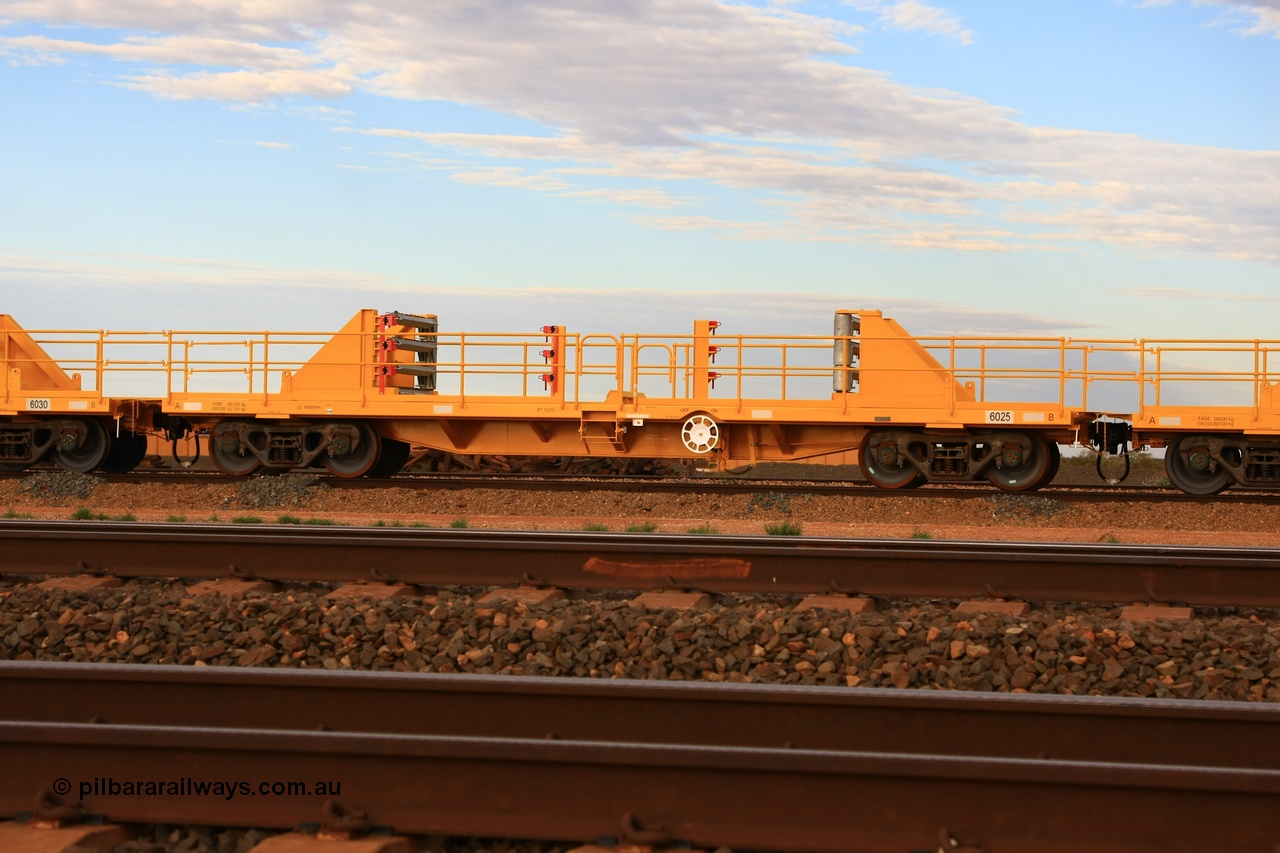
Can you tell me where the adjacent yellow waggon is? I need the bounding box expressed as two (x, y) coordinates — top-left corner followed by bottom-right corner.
(2, 309), (1277, 495)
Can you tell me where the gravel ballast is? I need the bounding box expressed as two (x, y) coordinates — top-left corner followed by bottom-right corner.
(2, 472), (1279, 546)
(3, 468), (1278, 707)
(3, 580), (1277, 702)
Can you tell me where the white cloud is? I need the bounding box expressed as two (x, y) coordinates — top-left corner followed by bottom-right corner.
(1138, 0), (1280, 37)
(0, 248), (1083, 336)
(1196, 0), (1280, 37)
(844, 1), (974, 44)
(289, 103), (354, 122)
(124, 68), (352, 101)
(0, 32), (315, 66)
(451, 166), (571, 193)
(355, 124), (1279, 261)
(254, 140), (292, 149)
(2, 1), (1276, 260)
(1125, 287), (1280, 303)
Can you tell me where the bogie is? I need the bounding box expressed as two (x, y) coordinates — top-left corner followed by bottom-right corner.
(1159, 434), (1280, 495)
(858, 429), (1058, 492)
(206, 419), (385, 478)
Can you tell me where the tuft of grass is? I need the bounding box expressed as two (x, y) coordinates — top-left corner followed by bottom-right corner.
(625, 522), (659, 533)
(303, 517), (336, 526)
(231, 515), (263, 524)
(450, 518), (470, 529)
(165, 514), (187, 523)
(686, 523), (720, 534)
(1099, 533), (1121, 544)
(113, 512), (137, 522)
(764, 520), (803, 536)
(910, 528), (933, 539)
(70, 507), (106, 520)
(276, 514), (302, 525)
(410, 521), (431, 528)
(2, 508), (33, 519)
(582, 522), (610, 532)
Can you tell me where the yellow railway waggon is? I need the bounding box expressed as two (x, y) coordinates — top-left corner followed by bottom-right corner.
(2, 309), (1277, 495)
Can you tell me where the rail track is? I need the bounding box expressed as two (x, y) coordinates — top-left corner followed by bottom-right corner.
(3, 661), (1278, 851)
(8, 466), (1280, 505)
(3, 520), (1280, 607)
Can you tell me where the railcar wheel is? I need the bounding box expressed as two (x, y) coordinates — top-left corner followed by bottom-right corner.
(366, 437), (411, 478)
(858, 431), (924, 489)
(323, 422), (379, 478)
(681, 414), (719, 454)
(1165, 434), (1232, 495)
(1024, 440), (1061, 491)
(985, 432), (1051, 492)
(99, 433), (149, 474)
(52, 419), (109, 473)
(209, 420), (261, 476)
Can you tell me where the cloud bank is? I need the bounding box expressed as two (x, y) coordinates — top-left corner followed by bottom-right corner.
(2, 1), (1276, 262)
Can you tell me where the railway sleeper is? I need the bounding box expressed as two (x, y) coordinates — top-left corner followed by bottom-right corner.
(860, 429), (1056, 492)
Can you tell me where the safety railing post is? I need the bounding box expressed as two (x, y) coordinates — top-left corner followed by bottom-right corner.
(773, 338), (783, 402)
(979, 346), (986, 402)
(616, 336), (625, 400)
(949, 337), (957, 416)
(1255, 340), (1262, 420)
(1153, 345), (1161, 407)
(96, 332), (104, 395)
(458, 334), (466, 406)
(1058, 339), (1066, 409)
(262, 334), (270, 406)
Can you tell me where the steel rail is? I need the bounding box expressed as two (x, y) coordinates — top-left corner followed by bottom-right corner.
(10, 722), (1280, 852)
(2, 664), (1278, 852)
(3, 662), (1277, 768)
(3, 520), (1280, 606)
(7, 467), (1280, 503)
(333, 475), (1280, 504)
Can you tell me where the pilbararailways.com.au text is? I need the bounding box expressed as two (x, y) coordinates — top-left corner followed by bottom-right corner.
(56, 776), (341, 801)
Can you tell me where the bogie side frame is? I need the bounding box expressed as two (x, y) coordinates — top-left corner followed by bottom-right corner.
(1, 309), (1276, 493)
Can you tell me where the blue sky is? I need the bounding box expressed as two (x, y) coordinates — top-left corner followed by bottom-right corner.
(0, 0), (1276, 341)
